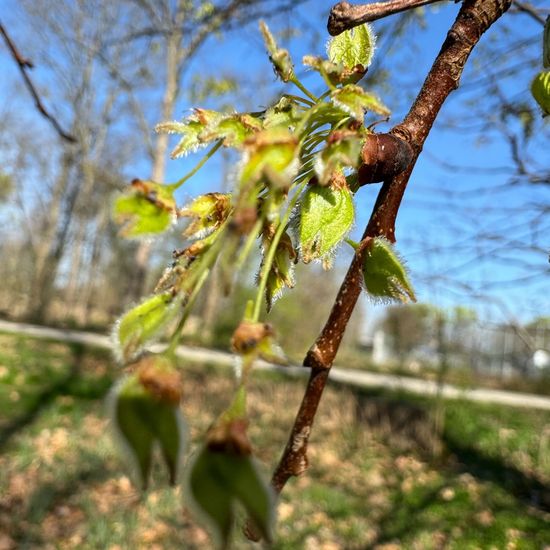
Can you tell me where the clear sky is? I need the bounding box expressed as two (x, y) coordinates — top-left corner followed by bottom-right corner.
(1, 0), (549, 325)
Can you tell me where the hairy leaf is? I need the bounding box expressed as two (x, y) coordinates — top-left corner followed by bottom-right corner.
(180, 193), (231, 238)
(113, 181), (176, 238)
(240, 128), (299, 187)
(200, 114), (262, 148)
(531, 71), (550, 116)
(111, 371), (186, 488)
(303, 55), (366, 85)
(298, 182), (354, 265)
(260, 21), (294, 82)
(327, 23), (376, 70)
(331, 85), (390, 121)
(315, 130), (363, 185)
(116, 292), (179, 361)
(361, 237), (416, 302)
(188, 447), (274, 547)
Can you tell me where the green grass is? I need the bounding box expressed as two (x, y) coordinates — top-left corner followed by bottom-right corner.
(0, 332), (548, 549)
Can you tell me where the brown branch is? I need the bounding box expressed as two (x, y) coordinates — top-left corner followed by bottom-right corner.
(0, 21), (77, 143)
(271, 0), (513, 496)
(328, 0), (449, 35)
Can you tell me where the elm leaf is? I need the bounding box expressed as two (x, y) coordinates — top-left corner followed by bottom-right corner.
(298, 182), (354, 265)
(188, 448), (274, 548)
(116, 292), (179, 361)
(361, 237), (416, 302)
(327, 23), (376, 70)
(330, 85), (390, 121)
(113, 181), (176, 238)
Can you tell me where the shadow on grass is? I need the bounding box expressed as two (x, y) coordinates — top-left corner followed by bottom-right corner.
(0, 342), (113, 452)
(347, 386), (550, 514)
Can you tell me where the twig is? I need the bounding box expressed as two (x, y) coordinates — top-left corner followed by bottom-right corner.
(0, 21), (77, 143)
(511, 0), (547, 25)
(328, 0), (448, 35)
(271, 0), (513, 496)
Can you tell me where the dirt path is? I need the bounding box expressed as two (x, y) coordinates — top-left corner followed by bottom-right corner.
(1, 319), (549, 411)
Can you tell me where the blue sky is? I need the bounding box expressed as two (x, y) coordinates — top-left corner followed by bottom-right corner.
(1, 0), (548, 324)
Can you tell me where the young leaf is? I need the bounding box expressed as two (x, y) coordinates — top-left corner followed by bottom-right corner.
(156, 109), (222, 158)
(111, 365), (186, 488)
(261, 231), (296, 311)
(303, 55), (366, 85)
(361, 237), (416, 302)
(240, 128), (299, 188)
(113, 180), (176, 238)
(327, 23), (376, 70)
(298, 180), (354, 266)
(200, 114), (262, 148)
(315, 130), (363, 185)
(531, 71), (550, 116)
(188, 442), (274, 546)
(259, 21), (294, 82)
(330, 85), (390, 121)
(262, 96), (301, 129)
(180, 193), (231, 238)
(116, 292), (180, 361)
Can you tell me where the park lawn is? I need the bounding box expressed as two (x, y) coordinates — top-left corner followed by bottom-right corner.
(0, 332), (548, 549)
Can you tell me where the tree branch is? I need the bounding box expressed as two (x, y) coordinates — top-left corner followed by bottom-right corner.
(270, 0), (512, 496)
(328, 0), (449, 35)
(0, 21), (77, 143)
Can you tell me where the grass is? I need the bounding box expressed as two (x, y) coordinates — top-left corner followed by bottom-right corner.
(0, 332), (549, 549)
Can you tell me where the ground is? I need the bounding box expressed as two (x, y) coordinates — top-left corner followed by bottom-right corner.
(0, 333), (549, 549)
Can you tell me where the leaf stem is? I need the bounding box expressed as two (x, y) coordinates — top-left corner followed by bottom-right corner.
(290, 77), (318, 103)
(167, 140), (223, 191)
(251, 181), (307, 322)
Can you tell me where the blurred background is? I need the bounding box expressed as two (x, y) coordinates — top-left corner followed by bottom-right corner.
(0, 1), (549, 548)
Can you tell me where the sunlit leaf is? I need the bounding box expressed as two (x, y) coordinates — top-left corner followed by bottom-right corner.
(180, 193), (232, 238)
(240, 128), (299, 188)
(315, 130), (363, 185)
(262, 231), (296, 311)
(303, 55), (366, 85)
(260, 21), (294, 82)
(263, 96), (301, 129)
(531, 71), (550, 116)
(113, 180), (176, 238)
(330, 85), (390, 121)
(200, 114), (262, 148)
(327, 23), (376, 70)
(116, 292), (180, 361)
(298, 181), (354, 266)
(361, 237), (416, 302)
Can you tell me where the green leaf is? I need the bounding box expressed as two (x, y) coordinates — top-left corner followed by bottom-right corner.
(330, 85), (390, 121)
(188, 447), (275, 547)
(531, 71), (550, 116)
(303, 55), (366, 85)
(263, 96), (301, 129)
(315, 130), (363, 185)
(111, 372), (186, 488)
(113, 181), (176, 238)
(361, 237), (416, 302)
(180, 193), (231, 238)
(116, 292), (179, 361)
(259, 21), (294, 82)
(327, 23), (376, 70)
(156, 109), (222, 158)
(262, 231), (296, 311)
(240, 128), (299, 188)
(200, 114), (262, 148)
(298, 181), (354, 266)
